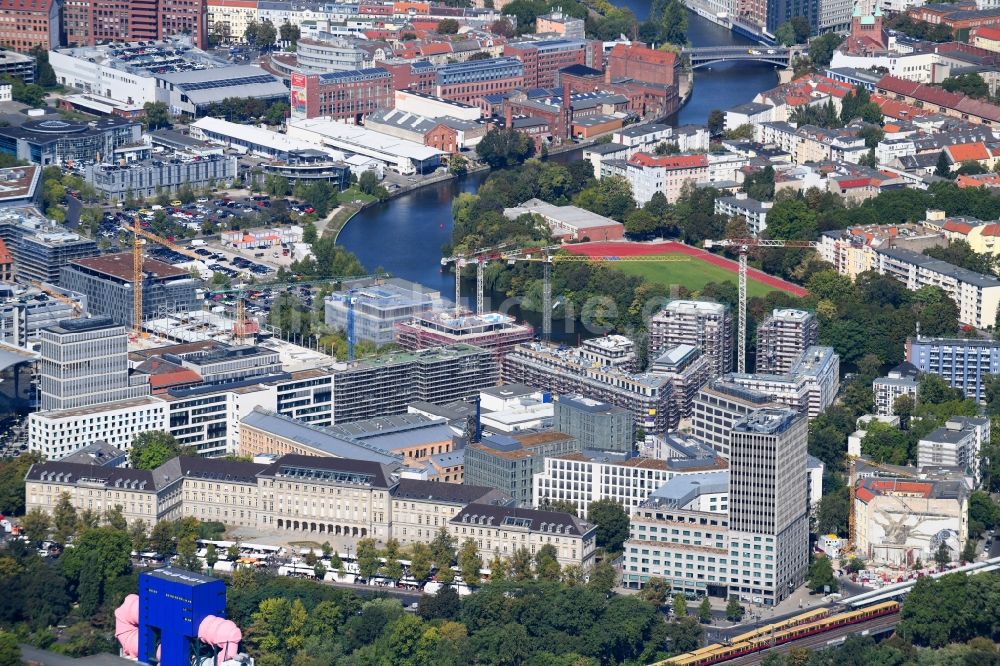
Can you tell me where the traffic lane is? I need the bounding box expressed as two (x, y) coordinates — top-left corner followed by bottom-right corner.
(66, 195), (81, 228)
(722, 615), (899, 665)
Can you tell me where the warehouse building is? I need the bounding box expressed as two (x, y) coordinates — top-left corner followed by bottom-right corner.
(60, 253), (200, 327)
(287, 117), (444, 175)
(156, 65), (289, 116)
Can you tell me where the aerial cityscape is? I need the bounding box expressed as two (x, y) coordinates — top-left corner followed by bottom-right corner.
(3, 0), (1000, 664)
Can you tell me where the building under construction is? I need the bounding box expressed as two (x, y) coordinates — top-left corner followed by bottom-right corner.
(59, 252), (200, 327)
(395, 311), (534, 358)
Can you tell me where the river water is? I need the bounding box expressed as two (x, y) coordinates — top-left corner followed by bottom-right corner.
(337, 8), (782, 304)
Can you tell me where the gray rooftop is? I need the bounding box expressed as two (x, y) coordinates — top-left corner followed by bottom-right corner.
(642, 470), (730, 510)
(241, 409), (402, 464)
(878, 246), (1000, 289)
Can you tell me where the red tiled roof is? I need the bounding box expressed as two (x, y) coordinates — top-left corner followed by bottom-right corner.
(948, 141), (991, 162)
(974, 25), (1000, 41)
(609, 43), (678, 68)
(943, 220), (974, 234)
(628, 153), (708, 168)
(980, 223), (1000, 236)
(421, 42), (452, 55)
(835, 177), (878, 189)
(856, 487), (875, 503)
(957, 172), (1000, 188)
(870, 480), (934, 496)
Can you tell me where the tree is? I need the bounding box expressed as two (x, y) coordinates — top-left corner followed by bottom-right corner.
(860, 421), (911, 465)
(476, 128), (535, 168)
(129, 520), (148, 552)
(774, 20), (796, 46)
(817, 486), (850, 536)
(808, 32), (844, 66)
(53, 492), (78, 544)
(449, 154), (468, 176)
(534, 543), (561, 581)
(418, 586), (460, 621)
(21, 507), (50, 544)
(430, 527), (456, 570)
(539, 498), (579, 515)
(205, 543), (218, 572)
(247, 597), (307, 660)
(381, 539), (403, 582)
(278, 21), (300, 46)
(76, 553), (104, 617)
(790, 15), (811, 42)
(0, 451), (43, 515)
(698, 597), (712, 624)
(509, 546), (533, 581)
(409, 542), (433, 583)
(707, 109), (725, 136)
(177, 535), (201, 572)
(672, 593), (687, 617)
(961, 539), (977, 563)
(587, 499), (630, 554)
(129, 431), (185, 470)
(935, 542), (952, 567)
(935, 150), (952, 178)
(726, 596), (745, 622)
(458, 539), (482, 586)
(808, 556), (838, 593)
(142, 101), (171, 131)
(638, 577), (670, 606)
(438, 18), (460, 33)
(104, 504), (127, 531)
(587, 558), (617, 594)
(893, 394), (916, 428)
(0, 631), (19, 666)
(313, 562), (326, 580)
(356, 538), (381, 580)
(650, 0), (687, 44)
(941, 72), (990, 99)
(489, 18), (515, 37)
(148, 520), (175, 555)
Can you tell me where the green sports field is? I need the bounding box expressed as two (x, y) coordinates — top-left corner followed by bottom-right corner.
(607, 253), (790, 299)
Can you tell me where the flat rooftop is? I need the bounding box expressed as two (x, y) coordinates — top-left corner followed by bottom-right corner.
(71, 252), (189, 282)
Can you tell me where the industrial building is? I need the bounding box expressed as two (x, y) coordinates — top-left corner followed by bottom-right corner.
(755, 309), (819, 375)
(324, 278), (446, 346)
(503, 340), (673, 433)
(502, 198), (624, 242)
(363, 108), (487, 154)
(503, 38), (599, 89)
(60, 253), (201, 327)
(189, 116), (344, 163)
(553, 394), (632, 453)
(395, 311), (534, 358)
(287, 117), (445, 175)
(394, 90), (483, 122)
(464, 431), (580, 506)
(648, 300), (735, 378)
(435, 57), (524, 106)
(85, 154), (239, 199)
(0, 117), (142, 167)
(157, 65), (288, 116)
(0, 49), (34, 82)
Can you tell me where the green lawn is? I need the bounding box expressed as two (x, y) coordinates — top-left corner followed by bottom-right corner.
(608, 253), (789, 299)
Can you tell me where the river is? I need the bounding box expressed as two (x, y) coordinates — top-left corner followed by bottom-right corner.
(336, 9), (782, 308)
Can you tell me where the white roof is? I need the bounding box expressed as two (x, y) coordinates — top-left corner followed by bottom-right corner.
(288, 117), (442, 162)
(191, 117), (345, 160)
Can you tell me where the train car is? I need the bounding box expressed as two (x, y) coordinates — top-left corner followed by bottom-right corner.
(728, 607), (831, 644)
(745, 601), (900, 651)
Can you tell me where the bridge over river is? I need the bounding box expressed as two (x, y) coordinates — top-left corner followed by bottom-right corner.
(683, 45), (806, 68)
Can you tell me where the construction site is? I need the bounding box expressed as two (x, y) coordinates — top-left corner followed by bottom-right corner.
(394, 311), (534, 357)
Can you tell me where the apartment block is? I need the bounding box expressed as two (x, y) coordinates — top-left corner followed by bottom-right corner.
(0, 0), (58, 51)
(395, 311), (534, 359)
(917, 417), (990, 484)
(715, 194), (772, 236)
(727, 346), (840, 419)
(464, 431), (580, 506)
(906, 336), (1000, 402)
(648, 300), (734, 378)
(503, 341), (673, 434)
(553, 395), (632, 453)
(873, 362), (920, 416)
(503, 38), (597, 89)
(876, 246), (1000, 329)
(532, 442), (727, 518)
(754, 309), (819, 375)
(85, 155), (238, 199)
(648, 344), (712, 428)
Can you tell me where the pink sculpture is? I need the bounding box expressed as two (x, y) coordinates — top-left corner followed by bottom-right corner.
(114, 594), (140, 658)
(114, 598), (243, 665)
(198, 615), (243, 664)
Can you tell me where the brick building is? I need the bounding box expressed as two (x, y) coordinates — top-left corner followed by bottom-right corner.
(908, 4), (1000, 40)
(62, 0), (207, 48)
(503, 38), (600, 89)
(559, 64), (680, 119)
(0, 0), (59, 52)
(607, 43), (681, 88)
(290, 69), (394, 122)
(63, 0), (130, 46)
(381, 59), (436, 93)
(436, 57), (524, 105)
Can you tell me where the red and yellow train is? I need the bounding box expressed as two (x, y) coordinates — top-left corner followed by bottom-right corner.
(656, 601), (901, 666)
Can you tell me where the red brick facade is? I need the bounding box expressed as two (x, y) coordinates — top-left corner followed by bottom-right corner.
(607, 43), (680, 87)
(503, 40), (600, 89)
(437, 74), (523, 105)
(0, 0), (57, 52)
(425, 123), (460, 153)
(291, 70), (395, 122)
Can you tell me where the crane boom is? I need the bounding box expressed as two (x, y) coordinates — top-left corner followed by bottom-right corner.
(704, 237), (819, 373)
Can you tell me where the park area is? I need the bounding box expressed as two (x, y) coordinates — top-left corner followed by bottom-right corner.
(564, 241), (808, 298)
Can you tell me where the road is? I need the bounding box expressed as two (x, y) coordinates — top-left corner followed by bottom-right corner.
(720, 615), (899, 665)
(65, 195), (81, 228)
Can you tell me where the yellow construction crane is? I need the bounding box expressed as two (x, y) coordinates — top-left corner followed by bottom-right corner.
(703, 237), (819, 373)
(30, 281), (83, 316)
(443, 245), (691, 340)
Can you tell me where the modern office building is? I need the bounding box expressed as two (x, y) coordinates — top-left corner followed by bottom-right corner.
(85, 154), (238, 199)
(0, 287), (84, 346)
(648, 300), (735, 378)
(464, 431), (580, 506)
(0, 117), (142, 167)
(875, 246), (1000, 330)
(873, 362), (920, 416)
(326, 279), (446, 346)
(648, 344), (713, 428)
(553, 394), (633, 453)
(15, 228), (98, 284)
(917, 417), (990, 484)
(626, 409), (810, 602)
(532, 442), (727, 517)
(60, 253), (201, 328)
(906, 336), (1000, 402)
(503, 341), (673, 433)
(754, 309), (818, 375)
(38, 318), (150, 412)
(691, 380), (783, 457)
(395, 311), (534, 359)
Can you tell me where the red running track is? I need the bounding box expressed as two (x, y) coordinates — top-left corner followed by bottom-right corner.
(564, 241), (809, 297)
